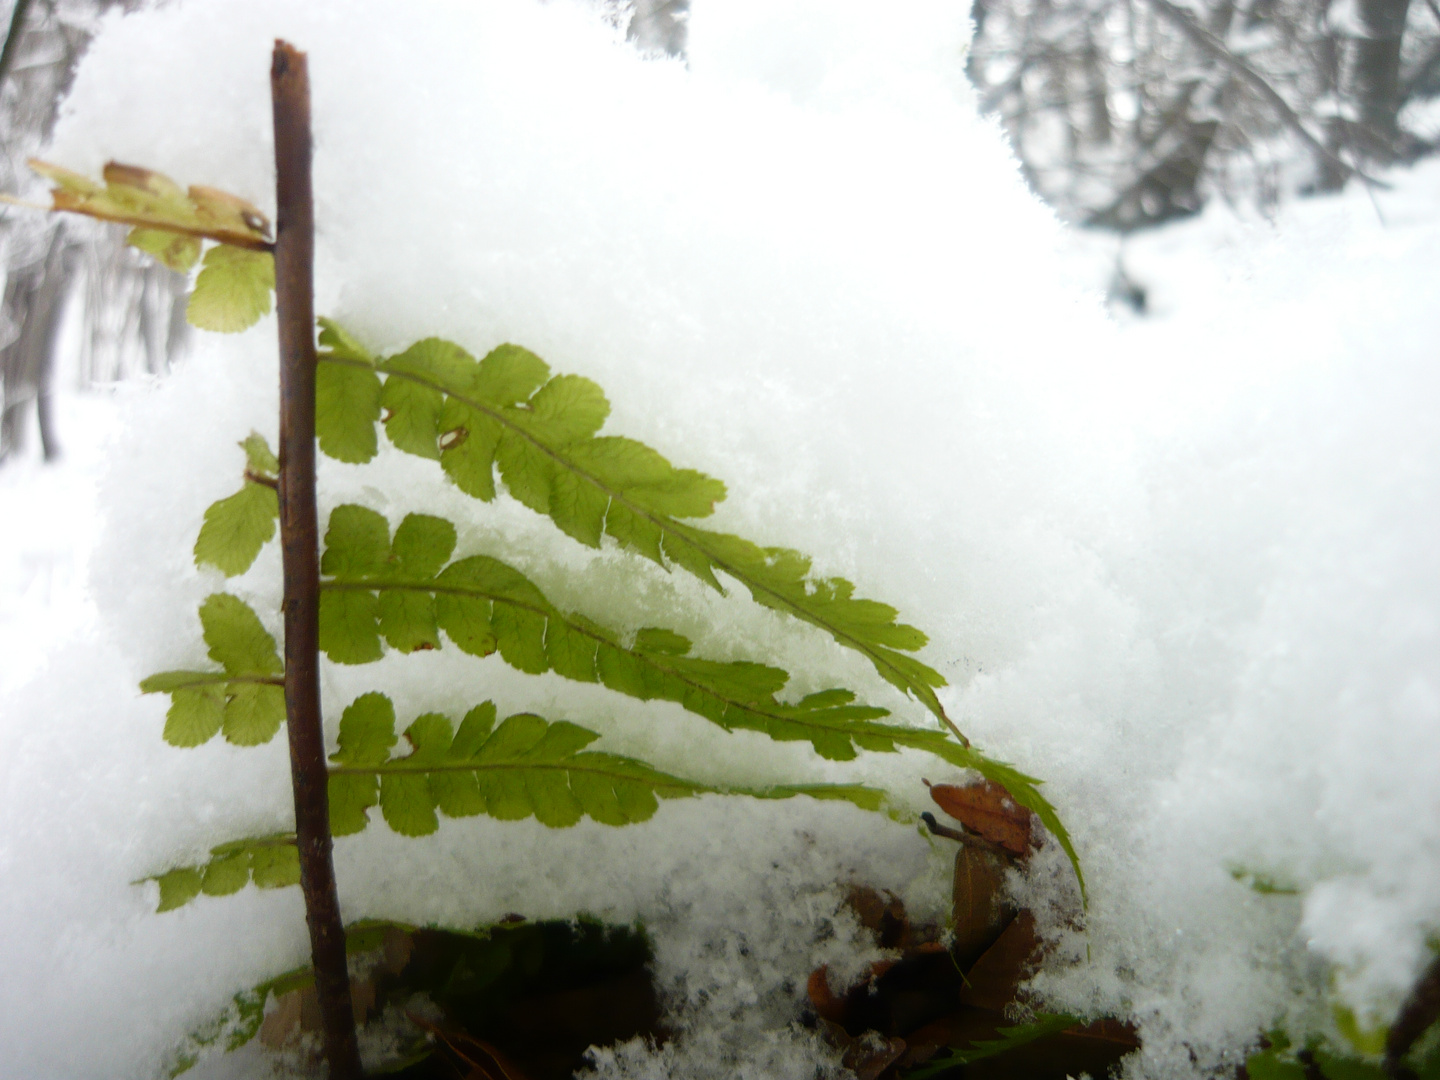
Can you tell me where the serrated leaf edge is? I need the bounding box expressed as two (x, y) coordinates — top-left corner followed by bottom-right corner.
(317, 347), (959, 741)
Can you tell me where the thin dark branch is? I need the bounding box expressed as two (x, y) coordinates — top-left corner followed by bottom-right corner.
(920, 811), (1015, 859)
(1140, 0), (1388, 186)
(271, 39), (364, 1080)
(0, 0), (34, 95)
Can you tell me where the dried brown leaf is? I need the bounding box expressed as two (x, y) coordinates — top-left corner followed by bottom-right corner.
(28, 159), (272, 250)
(808, 966), (849, 1025)
(928, 778), (1035, 855)
(956, 910), (1043, 1012)
(258, 988), (304, 1050)
(843, 1033), (908, 1080)
(952, 845), (1011, 967)
(900, 1007), (1010, 1066)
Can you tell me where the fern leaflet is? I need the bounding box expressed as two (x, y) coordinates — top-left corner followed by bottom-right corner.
(140, 594), (286, 747)
(147, 833), (299, 912)
(328, 693), (883, 837)
(193, 433), (279, 576)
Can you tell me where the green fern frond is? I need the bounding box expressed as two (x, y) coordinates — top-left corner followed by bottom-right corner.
(318, 503), (905, 760)
(145, 833), (298, 912)
(146, 697), (884, 913)
(313, 323), (956, 738)
(313, 504), (1081, 890)
(327, 692), (884, 838)
(140, 594), (286, 747)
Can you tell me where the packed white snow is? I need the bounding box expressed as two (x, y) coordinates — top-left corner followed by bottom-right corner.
(0, 1), (1437, 1077)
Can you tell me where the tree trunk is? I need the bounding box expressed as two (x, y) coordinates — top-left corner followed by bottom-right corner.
(0, 230), (71, 463)
(627, 0), (688, 57)
(1345, 0), (1413, 160)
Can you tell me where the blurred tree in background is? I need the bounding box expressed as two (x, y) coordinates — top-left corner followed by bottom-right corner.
(966, 0), (1438, 228)
(1, 0), (1436, 466)
(0, 0), (188, 464)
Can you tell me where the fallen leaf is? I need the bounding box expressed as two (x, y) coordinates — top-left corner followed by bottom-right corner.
(258, 988), (303, 1049)
(927, 778), (1035, 855)
(843, 1032), (908, 1080)
(952, 845), (1012, 967)
(957, 910), (1043, 1012)
(847, 885), (909, 948)
(808, 966), (849, 1025)
(900, 1007), (1011, 1066)
(379, 924), (414, 976)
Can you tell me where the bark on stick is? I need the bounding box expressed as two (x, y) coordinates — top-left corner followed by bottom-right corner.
(271, 39), (365, 1080)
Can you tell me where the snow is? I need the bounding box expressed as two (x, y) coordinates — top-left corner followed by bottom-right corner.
(0, 0), (1437, 1077)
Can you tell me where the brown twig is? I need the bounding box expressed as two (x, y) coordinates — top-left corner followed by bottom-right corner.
(1140, 0), (1388, 188)
(920, 811), (1015, 860)
(407, 1013), (535, 1080)
(271, 39), (364, 1080)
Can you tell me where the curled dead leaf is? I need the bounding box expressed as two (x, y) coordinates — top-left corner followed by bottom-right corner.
(103, 162), (184, 198)
(808, 966), (848, 1025)
(28, 159), (272, 250)
(409, 1012), (536, 1080)
(927, 778), (1036, 856)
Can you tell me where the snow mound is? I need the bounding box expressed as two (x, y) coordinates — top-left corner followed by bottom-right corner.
(0, 0), (1435, 1076)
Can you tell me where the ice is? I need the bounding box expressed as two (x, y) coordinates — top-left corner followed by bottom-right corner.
(0, 0), (1437, 1076)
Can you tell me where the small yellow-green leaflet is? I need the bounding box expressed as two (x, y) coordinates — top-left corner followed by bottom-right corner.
(187, 245), (274, 333)
(139, 594), (285, 747)
(193, 434), (279, 577)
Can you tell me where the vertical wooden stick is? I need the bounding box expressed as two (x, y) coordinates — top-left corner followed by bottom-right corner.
(271, 40), (365, 1080)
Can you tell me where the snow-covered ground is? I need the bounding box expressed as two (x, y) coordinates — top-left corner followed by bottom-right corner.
(0, 394), (109, 694)
(1, 2), (1438, 1078)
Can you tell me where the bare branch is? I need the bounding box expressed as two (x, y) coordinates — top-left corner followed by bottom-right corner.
(0, 0), (34, 94)
(1140, 0), (1388, 187)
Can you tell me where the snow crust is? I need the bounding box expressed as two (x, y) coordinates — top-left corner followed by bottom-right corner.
(0, 0), (1437, 1076)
